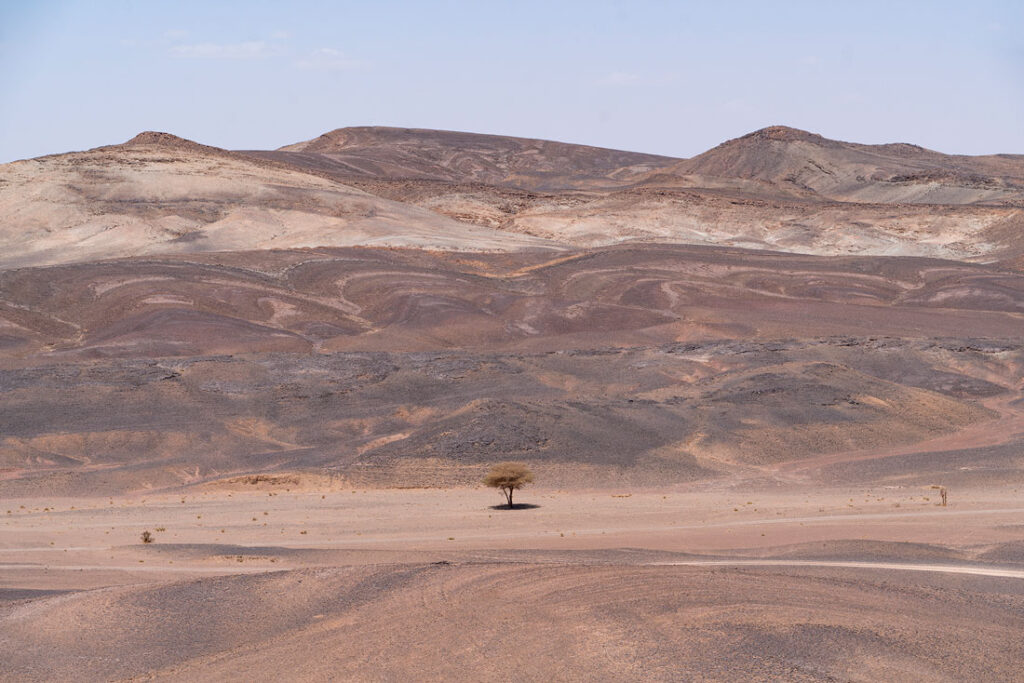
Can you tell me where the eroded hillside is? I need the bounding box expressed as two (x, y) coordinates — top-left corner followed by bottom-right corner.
(1, 244), (1021, 494)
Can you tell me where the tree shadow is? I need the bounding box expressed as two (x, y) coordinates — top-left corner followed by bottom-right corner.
(489, 503), (542, 510)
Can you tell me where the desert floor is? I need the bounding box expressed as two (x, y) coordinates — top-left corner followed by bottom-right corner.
(3, 480), (1024, 681)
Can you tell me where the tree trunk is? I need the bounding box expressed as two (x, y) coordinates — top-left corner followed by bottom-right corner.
(505, 487), (514, 508)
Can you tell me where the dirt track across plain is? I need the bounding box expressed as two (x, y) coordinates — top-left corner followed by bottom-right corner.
(653, 559), (1024, 579)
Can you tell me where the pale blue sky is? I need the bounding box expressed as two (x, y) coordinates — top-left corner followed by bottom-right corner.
(1, 0), (1022, 162)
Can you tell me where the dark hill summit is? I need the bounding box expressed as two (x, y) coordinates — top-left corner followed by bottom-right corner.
(249, 125), (679, 190)
(653, 125), (1024, 205)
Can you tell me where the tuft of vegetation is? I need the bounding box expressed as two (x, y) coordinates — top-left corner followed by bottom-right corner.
(483, 462), (535, 509)
(140, 530), (153, 544)
(930, 484), (948, 506)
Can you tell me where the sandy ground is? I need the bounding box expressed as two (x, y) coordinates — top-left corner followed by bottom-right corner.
(4, 484), (1024, 681)
(5, 485), (1024, 569)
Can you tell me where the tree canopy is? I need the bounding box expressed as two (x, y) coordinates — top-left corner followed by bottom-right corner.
(483, 462), (534, 508)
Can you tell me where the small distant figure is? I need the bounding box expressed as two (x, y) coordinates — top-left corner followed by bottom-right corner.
(483, 462), (534, 509)
(930, 485), (947, 507)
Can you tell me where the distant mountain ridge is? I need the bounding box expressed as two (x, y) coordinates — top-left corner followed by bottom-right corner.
(1, 124), (1023, 270)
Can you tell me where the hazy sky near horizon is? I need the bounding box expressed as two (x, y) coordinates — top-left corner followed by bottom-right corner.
(1, 0), (1022, 162)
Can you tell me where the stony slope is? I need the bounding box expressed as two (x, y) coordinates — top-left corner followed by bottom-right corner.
(2, 244), (1021, 494)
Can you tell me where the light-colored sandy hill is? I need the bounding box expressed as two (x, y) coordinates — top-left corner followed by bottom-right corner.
(652, 125), (1024, 205)
(282, 176), (1024, 263)
(0, 132), (559, 269)
(502, 187), (1023, 260)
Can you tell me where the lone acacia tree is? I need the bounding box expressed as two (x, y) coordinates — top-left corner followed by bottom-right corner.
(483, 462), (534, 509)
